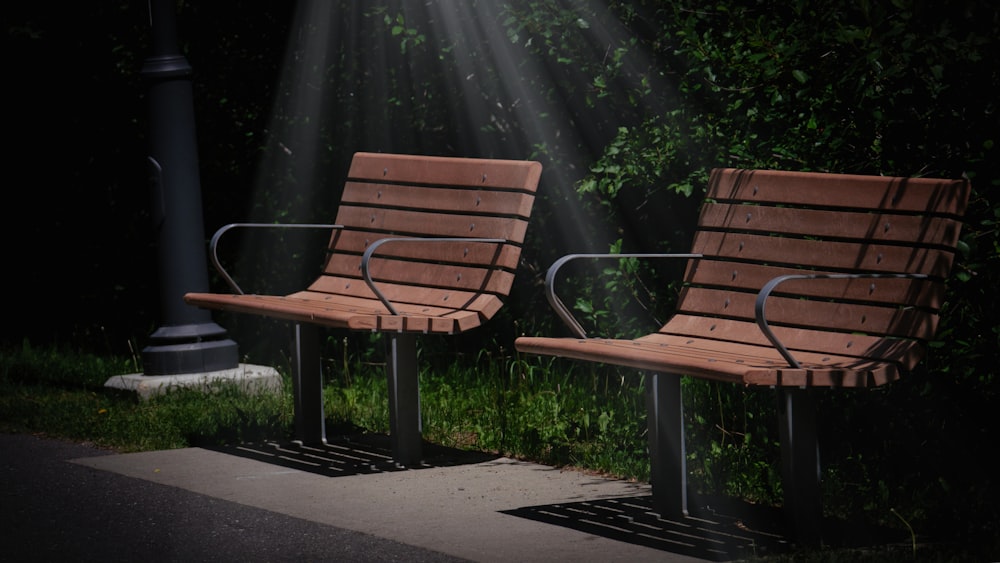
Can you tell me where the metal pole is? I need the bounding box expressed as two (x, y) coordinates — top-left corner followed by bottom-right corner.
(140, 0), (238, 375)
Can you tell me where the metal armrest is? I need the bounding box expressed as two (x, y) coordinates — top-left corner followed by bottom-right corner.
(545, 253), (702, 339)
(209, 222), (342, 295)
(754, 273), (930, 369)
(360, 237), (505, 315)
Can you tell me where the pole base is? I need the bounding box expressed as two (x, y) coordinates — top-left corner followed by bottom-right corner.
(106, 363), (280, 401)
(142, 322), (239, 375)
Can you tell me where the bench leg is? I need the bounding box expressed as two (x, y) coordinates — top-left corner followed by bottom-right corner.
(385, 333), (422, 466)
(291, 323), (326, 445)
(646, 372), (688, 518)
(778, 388), (822, 544)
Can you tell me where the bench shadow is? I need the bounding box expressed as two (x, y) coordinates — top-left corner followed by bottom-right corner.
(203, 426), (500, 477)
(501, 493), (909, 561)
(502, 494), (791, 561)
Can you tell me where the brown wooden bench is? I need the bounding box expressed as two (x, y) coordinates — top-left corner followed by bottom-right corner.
(186, 152), (541, 465)
(515, 168), (969, 543)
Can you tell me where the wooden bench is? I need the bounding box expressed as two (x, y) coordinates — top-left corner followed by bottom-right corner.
(515, 168), (969, 543)
(186, 152), (541, 465)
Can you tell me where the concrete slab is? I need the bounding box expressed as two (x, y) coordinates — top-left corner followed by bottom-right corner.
(103, 363), (282, 400)
(71, 448), (675, 562)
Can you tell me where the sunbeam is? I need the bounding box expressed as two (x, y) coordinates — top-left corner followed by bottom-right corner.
(233, 0), (698, 337)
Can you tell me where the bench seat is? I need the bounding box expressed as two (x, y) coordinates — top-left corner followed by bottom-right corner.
(517, 318), (913, 388)
(186, 289), (498, 334)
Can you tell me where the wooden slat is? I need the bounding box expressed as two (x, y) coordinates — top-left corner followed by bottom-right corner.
(342, 181), (535, 218)
(636, 332), (904, 382)
(345, 310), (485, 334)
(675, 287), (939, 339)
(659, 315), (926, 371)
(348, 152), (543, 191)
(324, 231), (521, 270)
(184, 292), (361, 328)
(690, 231), (957, 276)
(742, 365), (900, 387)
(184, 290), (488, 334)
(306, 276), (502, 314)
(333, 206), (530, 241)
(319, 258), (514, 295)
(287, 290), (461, 316)
(682, 260), (946, 309)
(698, 202), (964, 247)
(514, 334), (900, 387)
(707, 168), (969, 215)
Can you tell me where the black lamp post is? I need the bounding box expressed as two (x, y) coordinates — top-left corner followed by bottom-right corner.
(140, 0), (238, 375)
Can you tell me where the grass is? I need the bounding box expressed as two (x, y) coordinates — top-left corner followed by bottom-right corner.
(0, 341), (294, 451)
(324, 345), (652, 480)
(0, 338), (650, 475)
(2, 338), (996, 561)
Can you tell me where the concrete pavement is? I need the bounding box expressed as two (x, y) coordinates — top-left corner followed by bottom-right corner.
(2, 432), (793, 562)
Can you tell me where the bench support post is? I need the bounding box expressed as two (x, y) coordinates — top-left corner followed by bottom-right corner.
(646, 372), (688, 518)
(386, 333), (422, 466)
(291, 323), (326, 445)
(778, 388), (822, 544)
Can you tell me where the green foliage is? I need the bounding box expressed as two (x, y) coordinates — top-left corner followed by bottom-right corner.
(562, 240), (685, 339)
(386, 12), (426, 54)
(580, 123), (703, 203)
(684, 379), (781, 506)
(573, 0), (998, 202)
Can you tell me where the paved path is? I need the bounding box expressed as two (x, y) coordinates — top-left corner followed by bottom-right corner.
(1, 433), (789, 562)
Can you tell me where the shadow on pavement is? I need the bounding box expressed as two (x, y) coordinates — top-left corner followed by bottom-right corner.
(208, 431), (907, 561)
(501, 492), (911, 562)
(207, 430), (500, 477)
(502, 494), (792, 561)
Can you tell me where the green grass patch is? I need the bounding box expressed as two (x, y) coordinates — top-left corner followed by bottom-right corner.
(322, 346), (651, 480)
(0, 341), (292, 451)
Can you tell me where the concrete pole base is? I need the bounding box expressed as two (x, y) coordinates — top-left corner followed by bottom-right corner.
(105, 364), (282, 401)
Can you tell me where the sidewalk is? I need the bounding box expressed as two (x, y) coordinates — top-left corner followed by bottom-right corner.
(2, 432), (790, 562)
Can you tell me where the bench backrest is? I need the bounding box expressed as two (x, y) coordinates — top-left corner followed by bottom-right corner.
(307, 152), (541, 332)
(666, 168), (970, 386)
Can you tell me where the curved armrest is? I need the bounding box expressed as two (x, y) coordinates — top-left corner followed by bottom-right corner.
(754, 273), (930, 369)
(209, 222), (342, 295)
(545, 253), (702, 339)
(360, 237), (505, 315)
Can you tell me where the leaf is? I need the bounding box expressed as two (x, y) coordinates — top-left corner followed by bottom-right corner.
(956, 239), (971, 259)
